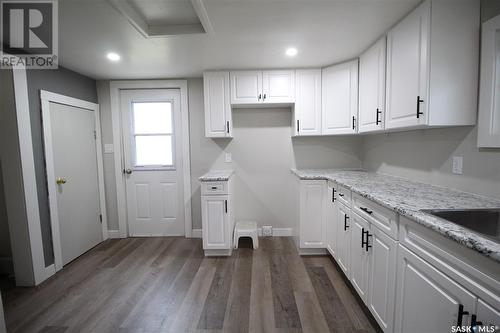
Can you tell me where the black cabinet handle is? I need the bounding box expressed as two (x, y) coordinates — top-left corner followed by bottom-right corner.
(365, 232), (372, 251)
(352, 116), (356, 130)
(344, 215), (349, 231)
(360, 207), (373, 215)
(361, 227), (366, 248)
(226, 121), (229, 133)
(258, 93), (262, 100)
(376, 108), (382, 125)
(263, 93), (266, 100)
(338, 193), (344, 197)
(297, 120), (300, 133)
(211, 186), (218, 190)
(332, 188), (336, 202)
(416, 95), (424, 118)
(361, 229), (371, 251)
(225, 200), (227, 213)
(457, 304), (469, 327)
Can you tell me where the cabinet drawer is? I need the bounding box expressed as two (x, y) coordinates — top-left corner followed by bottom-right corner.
(201, 182), (228, 195)
(399, 216), (500, 311)
(352, 193), (398, 239)
(337, 185), (351, 207)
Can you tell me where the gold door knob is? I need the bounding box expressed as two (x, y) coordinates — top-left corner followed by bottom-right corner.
(56, 177), (67, 185)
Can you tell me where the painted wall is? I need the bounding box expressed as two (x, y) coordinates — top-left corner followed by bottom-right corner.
(97, 78), (363, 232)
(26, 67), (98, 266)
(0, 161), (12, 260)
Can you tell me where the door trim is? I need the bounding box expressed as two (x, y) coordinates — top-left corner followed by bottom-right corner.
(40, 90), (108, 272)
(109, 80), (192, 238)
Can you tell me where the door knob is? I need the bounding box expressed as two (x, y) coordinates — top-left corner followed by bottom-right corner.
(56, 177), (67, 185)
(124, 169), (133, 175)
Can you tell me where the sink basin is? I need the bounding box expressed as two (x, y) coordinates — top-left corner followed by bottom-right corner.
(422, 209), (500, 242)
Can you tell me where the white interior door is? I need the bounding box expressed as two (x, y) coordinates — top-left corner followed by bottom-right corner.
(121, 89), (185, 236)
(49, 102), (102, 265)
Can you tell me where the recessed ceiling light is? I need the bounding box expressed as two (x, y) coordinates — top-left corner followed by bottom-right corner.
(285, 47), (298, 57)
(107, 52), (121, 61)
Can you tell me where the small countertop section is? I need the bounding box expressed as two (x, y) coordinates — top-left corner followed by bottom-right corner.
(292, 169), (500, 262)
(199, 170), (234, 182)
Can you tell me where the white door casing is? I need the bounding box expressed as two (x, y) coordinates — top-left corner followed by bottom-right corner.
(41, 91), (107, 272)
(120, 89), (185, 236)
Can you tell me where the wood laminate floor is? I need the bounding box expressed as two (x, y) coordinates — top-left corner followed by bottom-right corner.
(2, 237), (380, 333)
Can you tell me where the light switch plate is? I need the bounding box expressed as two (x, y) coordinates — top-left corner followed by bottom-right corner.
(225, 153), (232, 163)
(452, 156), (463, 174)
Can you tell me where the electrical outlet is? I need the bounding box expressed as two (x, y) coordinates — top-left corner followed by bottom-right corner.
(262, 226), (272, 237)
(225, 153), (232, 163)
(452, 156), (463, 175)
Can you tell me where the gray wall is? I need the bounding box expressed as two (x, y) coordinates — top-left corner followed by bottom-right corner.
(97, 78), (363, 231)
(0, 161), (12, 260)
(26, 67), (98, 266)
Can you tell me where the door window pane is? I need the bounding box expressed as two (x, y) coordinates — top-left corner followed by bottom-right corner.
(135, 135), (173, 166)
(133, 102), (172, 134)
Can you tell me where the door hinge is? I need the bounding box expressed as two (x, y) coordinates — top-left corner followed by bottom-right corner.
(94, 130), (97, 139)
(99, 214), (102, 223)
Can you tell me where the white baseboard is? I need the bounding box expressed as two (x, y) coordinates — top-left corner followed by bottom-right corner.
(192, 227), (293, 238)
(107, 230), (122, 239)
(191, 229), (202, 238)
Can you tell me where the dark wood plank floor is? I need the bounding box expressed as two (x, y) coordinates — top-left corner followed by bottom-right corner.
(1, 237), (380, 333)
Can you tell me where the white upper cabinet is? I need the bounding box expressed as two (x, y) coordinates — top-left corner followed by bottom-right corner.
(478, 14), (500, 148)
(230, 71), (262, 105)
(203, 72), (232, 138)
(230, 70), (294, 106)
(321, 60), (359, 135)
(359, 37), (386, 133)
(294, 69), (322, 136)
(262, 70), (295, 104)
(385, 0), (479, 130)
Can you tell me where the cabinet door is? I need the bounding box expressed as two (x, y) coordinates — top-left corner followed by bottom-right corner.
(367, 226), (397, 333)
(336, 203), (351, 276)
(299, 180), (326, 248)
(326, 185), (338, 258)
(203, 72), (232, 138)
(322, 60), (359, 135)
(201, 195), (229, 249)
(262, 70), (295, 104)
(230, 71), (262, 104)
(359, 37), (386, 133)
(476, 299), (500, 328)
(385, 1), (430, 129)
(395, 244), (477, 333)
(294, 69), (322, 136)
(349, 213), (371, 303)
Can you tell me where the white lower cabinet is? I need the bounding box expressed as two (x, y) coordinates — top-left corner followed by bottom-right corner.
(350, 213), (371, 302)
(367, 225), (397, 332)
(395, 244), (477, 333)
(298, 180), (327, 251)
(326, 184), (338, 257)
(336, 202), (351, 276)
(201, 179), (234, 256)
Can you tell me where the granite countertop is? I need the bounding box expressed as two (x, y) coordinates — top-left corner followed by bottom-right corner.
(199, 170), (234, 182)
(292, 169), (500, 262)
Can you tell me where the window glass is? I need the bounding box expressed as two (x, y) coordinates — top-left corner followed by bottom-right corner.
(135, 135), (173, 166)
(132, 102), (172, 134)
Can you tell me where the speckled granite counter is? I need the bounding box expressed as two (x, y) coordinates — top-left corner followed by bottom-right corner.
(199, 170), (234, 182)
(292, 169), (500, 262)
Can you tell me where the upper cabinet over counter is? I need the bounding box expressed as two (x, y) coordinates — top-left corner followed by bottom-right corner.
(203, 0), (480, 139)
(385, 0), (479, 131)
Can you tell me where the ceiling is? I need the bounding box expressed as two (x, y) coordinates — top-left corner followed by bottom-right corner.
(58, 0), (421, 80)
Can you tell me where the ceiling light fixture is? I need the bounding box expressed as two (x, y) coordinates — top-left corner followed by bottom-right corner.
(285, 47), (298, 57)
(107, 52), (121, 61)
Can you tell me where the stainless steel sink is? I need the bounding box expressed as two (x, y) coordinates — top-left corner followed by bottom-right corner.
(422, 209), (500, 242)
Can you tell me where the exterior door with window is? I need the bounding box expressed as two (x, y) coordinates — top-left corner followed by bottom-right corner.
(120, 89), (185, 236)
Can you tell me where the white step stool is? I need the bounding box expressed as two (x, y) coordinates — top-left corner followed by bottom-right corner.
(233, 221), (259, 249)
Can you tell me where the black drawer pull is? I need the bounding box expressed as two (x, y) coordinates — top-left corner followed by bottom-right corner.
(360, 207), (373, 215)
(344, 215), (349, 231)
(211, 186), (218, 190)
(338, 193), (344, 197)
